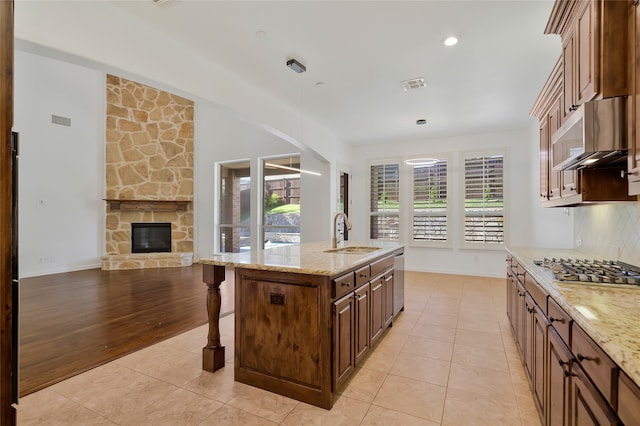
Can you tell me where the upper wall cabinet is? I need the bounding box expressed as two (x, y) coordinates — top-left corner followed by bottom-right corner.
(546, 0), (629, 120)
(628, 0), (640, 195)
(532, 0), (636, 207)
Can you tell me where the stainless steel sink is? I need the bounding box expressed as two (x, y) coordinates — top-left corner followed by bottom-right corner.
(324, 246), (381, 254)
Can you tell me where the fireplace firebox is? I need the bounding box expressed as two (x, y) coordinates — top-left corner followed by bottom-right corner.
(131, 223), (171, 253)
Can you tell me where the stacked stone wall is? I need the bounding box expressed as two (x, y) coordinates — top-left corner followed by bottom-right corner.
(103, 75), (194, 268)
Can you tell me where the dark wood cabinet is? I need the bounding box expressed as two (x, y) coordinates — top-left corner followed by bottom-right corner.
(333, 293), (355, 389)
(370, 277), (384, 346)
(383, 272), (394, 328)
(532, 304), (548, 418)
(569, 363), (621, 426)
(548, 327), (573, 426)
(628, 0), (640, 194)
(533, 0), (632, 206)
(354, 283), (370, 365)
(618, 370), (640, 426)
(506, 254), (631, 426)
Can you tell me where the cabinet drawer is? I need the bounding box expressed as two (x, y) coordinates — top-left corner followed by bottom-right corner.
(370, 256), (393, 278)
(548, 297), (572, 345)
(354, 265), (371, 287)
(525, 274), (548, 310)
(333, 272), (355, 299)
(571, 323), (618, 406)
(515, 264), (526, 282)
(618, 370), (640, 426)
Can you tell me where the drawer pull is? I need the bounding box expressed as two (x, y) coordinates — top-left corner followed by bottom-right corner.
(577, 353), (594, 362)
(341, 282), (351, 287)
(563, 370), (576, 378)
(527, 307), (535, 314)
(549, 317), (564, 323)
(558, 359), (569, 367)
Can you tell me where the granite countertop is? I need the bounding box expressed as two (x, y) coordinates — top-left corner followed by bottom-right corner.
(199, 241), (404, 276)
(506, 246), (640, 387)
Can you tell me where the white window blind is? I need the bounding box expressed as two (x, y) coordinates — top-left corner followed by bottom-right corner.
(412, 160), (447, 242)
(464, 155), (504, 244)
(369, 163), (400, 240)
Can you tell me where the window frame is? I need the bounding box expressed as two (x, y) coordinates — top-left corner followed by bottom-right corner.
(407, 153), (452, 248)
(215, 159), (252, 253)
(460, 149), (506, 250)
(368, 159), (401, 241)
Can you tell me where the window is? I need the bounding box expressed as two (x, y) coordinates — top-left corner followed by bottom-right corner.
(219, 161), (251, 253)
(463, 154), (504, 245)
(411, 158), (448, 243)
(369, 163), (400, 240)
(262, 156), (301, 248)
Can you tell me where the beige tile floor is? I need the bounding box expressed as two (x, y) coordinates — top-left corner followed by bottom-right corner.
(16, 271), (542, 425)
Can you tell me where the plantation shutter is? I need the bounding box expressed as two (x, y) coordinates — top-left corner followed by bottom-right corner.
(464, 155), (504, 244)
(369, 163), (400, 240)
(412, 160), (447, 241)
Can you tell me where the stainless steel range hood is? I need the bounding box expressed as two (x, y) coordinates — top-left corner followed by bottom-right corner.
(551, 96), (627, 171)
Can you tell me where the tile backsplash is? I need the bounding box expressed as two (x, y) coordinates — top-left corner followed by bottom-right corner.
(574, 202), (640, 265)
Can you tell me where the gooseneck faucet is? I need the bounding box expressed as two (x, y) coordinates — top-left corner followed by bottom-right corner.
(332, 212), (352, 249)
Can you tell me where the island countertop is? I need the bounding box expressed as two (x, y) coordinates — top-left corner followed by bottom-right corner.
(198, 241), (404, 277)
(506, 246), (640, 387)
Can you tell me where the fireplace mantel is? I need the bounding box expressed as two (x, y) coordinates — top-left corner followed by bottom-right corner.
(104, 199), (191, 212)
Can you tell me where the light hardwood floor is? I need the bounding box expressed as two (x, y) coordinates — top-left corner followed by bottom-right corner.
(17, 271), (541, 425)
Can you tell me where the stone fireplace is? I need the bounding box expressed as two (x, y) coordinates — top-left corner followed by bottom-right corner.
(101, 75), (194, 270)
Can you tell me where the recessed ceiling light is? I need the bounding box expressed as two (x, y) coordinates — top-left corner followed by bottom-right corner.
(315, 82), (325, 86)
(416, 119), (427, 125)
(255, 30), (268, 39)
(443, 35), (459, 47)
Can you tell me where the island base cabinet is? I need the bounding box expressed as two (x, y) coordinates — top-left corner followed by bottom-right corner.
(234, 268), (333, 409)
(354, 284), (371, 365)
(333, 293), (354, 389)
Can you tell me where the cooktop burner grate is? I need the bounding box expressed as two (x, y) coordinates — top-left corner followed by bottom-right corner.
(532, 258), (640, 285)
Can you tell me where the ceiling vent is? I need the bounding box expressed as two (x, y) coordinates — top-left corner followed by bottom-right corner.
(400, 77), (427, 92)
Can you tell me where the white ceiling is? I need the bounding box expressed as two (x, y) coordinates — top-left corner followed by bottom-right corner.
(116, 0), (561, 145)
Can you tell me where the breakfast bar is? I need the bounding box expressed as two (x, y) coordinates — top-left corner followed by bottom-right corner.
(199, 241), (404, 409)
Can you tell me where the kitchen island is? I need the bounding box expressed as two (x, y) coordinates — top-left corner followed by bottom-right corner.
(199, 241), (404, 409)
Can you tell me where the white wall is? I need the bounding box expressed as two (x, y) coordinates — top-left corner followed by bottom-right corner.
(14, 50), (105, 277)
(15, 46), (332, 276)
(194, 102), (331, 258)
(350, 127), (574, 278)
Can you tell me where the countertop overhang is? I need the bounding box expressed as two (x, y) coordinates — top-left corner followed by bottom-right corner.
(198, 241), (404, 277)
(507, 246), (640, 387)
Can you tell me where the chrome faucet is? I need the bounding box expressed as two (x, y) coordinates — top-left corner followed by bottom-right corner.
(332, 212), (352, 249)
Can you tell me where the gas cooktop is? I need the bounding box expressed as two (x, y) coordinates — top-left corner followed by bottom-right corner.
(533, 258), (640, 286)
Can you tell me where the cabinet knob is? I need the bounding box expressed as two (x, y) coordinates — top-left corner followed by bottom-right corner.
(563, 370), (576, 378)
(527, 307), (535, 314)
(342, 282), (351, 287)
(577, 353), (593, 362)
(558, 359), (569, 367)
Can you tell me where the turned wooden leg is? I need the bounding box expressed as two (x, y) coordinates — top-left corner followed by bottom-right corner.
(202, 264), (225, 372)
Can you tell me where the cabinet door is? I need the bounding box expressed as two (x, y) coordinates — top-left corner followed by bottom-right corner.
(354, 284), (370, 365)
(569, 363), (621, 426)
(548, 93), (563, 200)
(540, 119), (550, 201)
(532, 305), (548, 419)
(629, 2), (640, 193)
(563, 30), (577, 117)
(333, 293), (355, 389)
(515, 280), (526, 360)
(524, 294), (536, 383)
(370, 278), (384, 346)
(575, 0), (597, 105)
(548, 328), (572, 426)
(383, 273), (394, 328)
